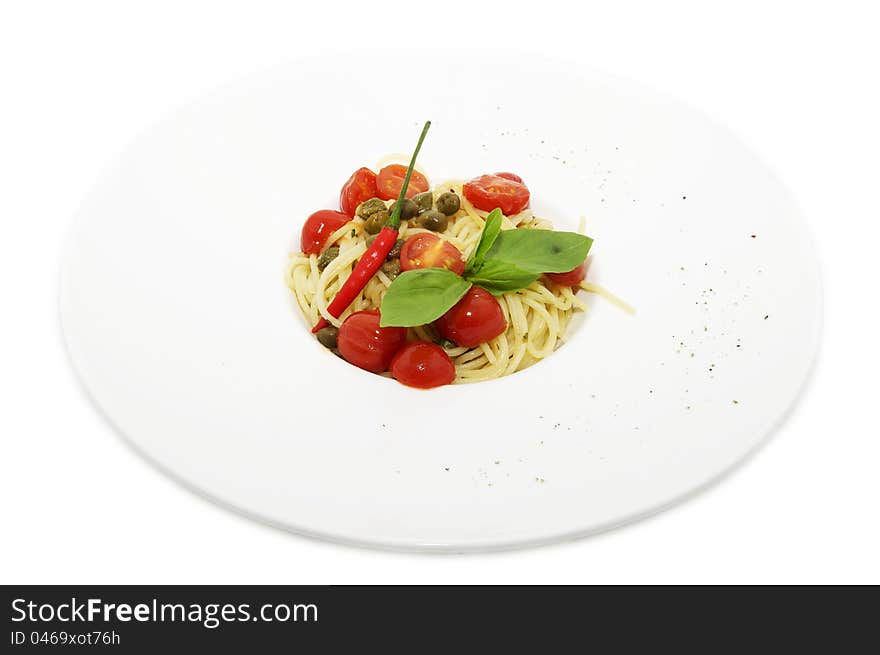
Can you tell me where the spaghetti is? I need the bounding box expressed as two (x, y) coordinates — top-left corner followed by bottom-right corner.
(287, 180), (615, 384)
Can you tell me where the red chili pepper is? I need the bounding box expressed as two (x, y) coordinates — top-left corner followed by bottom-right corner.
(312, 121), (431, 333)
(312, 225), (399, 332)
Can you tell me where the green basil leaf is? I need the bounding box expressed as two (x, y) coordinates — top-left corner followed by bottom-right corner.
(379, 269), (472, 327)
(464, 208), (503, 275)
(465, 259), (539, 296)
(485, 230), (593, 274)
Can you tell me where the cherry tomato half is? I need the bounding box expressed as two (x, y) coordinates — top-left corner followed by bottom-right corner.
(300, 209), (350, 255)
(462, 174), (530, 215)
(545, 261), (588, 287)
(376, 164), (429, 201)
(390, 341), (456, 389)
(399, 233), (466, 275)
(337, 310), (407, 373)
(435, 286), (507, 348)
(495, 171), (524, 184)
(339, 167), (377, 217)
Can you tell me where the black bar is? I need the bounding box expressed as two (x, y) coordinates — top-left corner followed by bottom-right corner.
(2, 586), (877, 652)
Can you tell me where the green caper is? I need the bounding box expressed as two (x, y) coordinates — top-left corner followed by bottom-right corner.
(381, 259), (401, 279)
(412, 191), (433, 213)
(386, 238), (405, 260)
(418, 209), (448, 232)
(315, 325), (339, 349)
(356, 197), (387, 218)
(316, 246), (340, 272)
(389, 198), (419, 221)
(436, 191), (461, 216)
(364, 209), (389, 234)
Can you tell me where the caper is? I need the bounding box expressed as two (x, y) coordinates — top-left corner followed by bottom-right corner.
(315, 326), (339, 349)
(389, 198), (419, 221)
(317, 246), (340, 272)
(418, 209), (448, 232)
(365, 234), (376, 248)
(436, 191), (460, 216)
(356, 197), (387, 219)
(364, 209), (389, 234)
(412, 191), (433, 213)
(381, 259), (401, 279)
(387, 238), (404, 260)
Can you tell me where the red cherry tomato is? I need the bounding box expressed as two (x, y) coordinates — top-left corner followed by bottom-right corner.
(339, 167), (377, 217)
(337, 310), (407, 373)
(376, 164), (429, 200)
(399, 233), (466, 275)
(462, 174), (530, 215)
(390, 341), (456, 389)
(545, 262), (588, 287)
(300, 210), (349, 255)
(435, 286), (507, 348)
(495, 171), (524, 184)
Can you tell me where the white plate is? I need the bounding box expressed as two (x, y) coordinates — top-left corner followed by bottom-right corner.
(60, 52), (821, 551)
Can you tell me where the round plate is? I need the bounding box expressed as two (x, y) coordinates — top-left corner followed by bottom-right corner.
(60, 52), (821, 551)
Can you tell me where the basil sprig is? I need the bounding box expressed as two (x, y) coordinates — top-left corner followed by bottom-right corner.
(379, 216), (593, 327)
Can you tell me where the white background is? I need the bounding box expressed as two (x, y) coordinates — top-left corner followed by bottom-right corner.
(1, 1), (878, 584)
